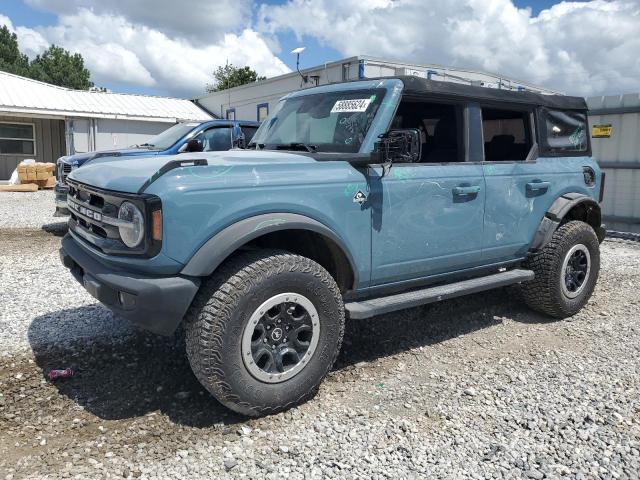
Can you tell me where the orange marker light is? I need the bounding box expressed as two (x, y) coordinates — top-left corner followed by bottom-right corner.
(152, 210), (162, 241)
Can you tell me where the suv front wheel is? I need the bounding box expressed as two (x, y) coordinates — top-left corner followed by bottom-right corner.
(522, 220), (600, 318)
(185, 249), (345, 416)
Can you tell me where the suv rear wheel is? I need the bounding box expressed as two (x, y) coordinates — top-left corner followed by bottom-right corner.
(185, 249), (345, 416)
(522, 220), (600, 318)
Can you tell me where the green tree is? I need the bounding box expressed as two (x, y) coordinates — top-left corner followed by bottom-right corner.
(206, 64), (265, 93)
(0, 25), (30, 77)
(29, 45), (93, 90)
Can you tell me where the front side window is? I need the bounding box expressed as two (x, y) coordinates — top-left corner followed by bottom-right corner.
(482, 108), (532, 161)
(197, 127), (232, 151)
(541, 109), (588, 153)
(250, 89), (386, 153)
(0, 122), (35, 155)
(389, 100), (462, 163)
(142, 122), (199, 150)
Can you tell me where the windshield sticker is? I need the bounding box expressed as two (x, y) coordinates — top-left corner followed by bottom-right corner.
(331, 98), (372, 113)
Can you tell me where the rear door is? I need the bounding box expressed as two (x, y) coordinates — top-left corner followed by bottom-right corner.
(480, 106), (589, 262)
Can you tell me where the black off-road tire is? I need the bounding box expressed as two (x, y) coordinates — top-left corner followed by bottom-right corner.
(522, 220), (600, 318)
(184, 249), (345, 416)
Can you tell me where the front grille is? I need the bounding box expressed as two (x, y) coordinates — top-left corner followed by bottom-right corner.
(67, 190), (122, 247)
(66, 179), (154, 256)
(58, 161), (72, 183)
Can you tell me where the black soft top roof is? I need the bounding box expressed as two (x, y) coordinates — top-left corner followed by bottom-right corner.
(389, 75), (587, 111)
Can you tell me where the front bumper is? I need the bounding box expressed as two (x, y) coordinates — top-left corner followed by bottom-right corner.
(59, 234), (200, 335)
(54, 183), (69, 215)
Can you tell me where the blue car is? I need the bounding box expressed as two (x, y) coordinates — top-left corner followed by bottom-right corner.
(55, 119), (260, 215)
(60, 77), (605, 416)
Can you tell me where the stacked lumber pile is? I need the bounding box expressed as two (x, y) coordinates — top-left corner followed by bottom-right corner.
(0, 161), (57, 192)
(17, 162), (56, 188)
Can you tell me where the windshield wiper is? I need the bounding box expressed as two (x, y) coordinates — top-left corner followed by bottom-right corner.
(273, 142), (317, 153)
(247, 142), (265, 150)
(134, 143), (155, 148)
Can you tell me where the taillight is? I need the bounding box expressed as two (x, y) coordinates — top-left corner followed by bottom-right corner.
(152, 210), (162, 241)
(599, 172), (606, 203)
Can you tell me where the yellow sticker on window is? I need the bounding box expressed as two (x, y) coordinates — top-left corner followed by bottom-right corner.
(592, 124), (612, 138)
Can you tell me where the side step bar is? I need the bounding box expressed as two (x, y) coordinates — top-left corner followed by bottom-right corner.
(345, 269), (534, 319)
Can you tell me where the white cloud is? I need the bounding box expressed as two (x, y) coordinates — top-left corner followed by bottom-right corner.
(4, 0), (639, 97)
(259, 0), (640, 96)
(5, 8), (290, 97)
(0, 14), (14, 30)
(24, 0), (253, 43)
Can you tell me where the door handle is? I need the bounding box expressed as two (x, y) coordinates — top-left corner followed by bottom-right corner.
(453, 185), (481, 196)
(526, 181), (550, 192)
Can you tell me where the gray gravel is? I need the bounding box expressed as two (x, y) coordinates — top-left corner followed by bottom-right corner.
(0, 229), (135, 356)
(0, 190), (65, 230)
(1, 193), (639, 479)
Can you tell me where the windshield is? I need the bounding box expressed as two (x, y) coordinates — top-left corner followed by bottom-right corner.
(250, 89), (387, 153)
(136, 122), (199, 150)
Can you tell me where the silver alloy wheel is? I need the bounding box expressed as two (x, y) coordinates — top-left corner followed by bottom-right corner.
(241, 293), (320, 383)
(561, 244), (591, 299)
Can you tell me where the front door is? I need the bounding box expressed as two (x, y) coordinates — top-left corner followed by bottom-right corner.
(369, 100), (485, 287)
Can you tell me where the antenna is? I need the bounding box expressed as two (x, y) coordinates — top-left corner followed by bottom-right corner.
(291, 47), (308, 84)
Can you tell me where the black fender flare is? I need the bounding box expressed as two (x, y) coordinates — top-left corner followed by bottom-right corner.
(529, 193), (604, 252)
(180, 213), (359, 285)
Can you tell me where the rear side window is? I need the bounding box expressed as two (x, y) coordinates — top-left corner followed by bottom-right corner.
(241, 126), (258, 143)
(481, 108), (532, 161)
(540, 109), (588, 154)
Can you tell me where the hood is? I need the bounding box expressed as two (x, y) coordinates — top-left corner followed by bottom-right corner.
(62, 148), (157, 166)
(68, 150), (317, 194)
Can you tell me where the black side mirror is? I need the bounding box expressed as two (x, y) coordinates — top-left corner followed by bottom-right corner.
(373, 129), (422, 163)
(185, 138), (204, 152)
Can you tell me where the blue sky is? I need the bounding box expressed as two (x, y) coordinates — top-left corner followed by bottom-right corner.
(0, 0), (564, 72)
(0, 1), (637, 98)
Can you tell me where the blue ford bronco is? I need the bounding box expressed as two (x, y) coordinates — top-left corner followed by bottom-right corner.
(54, 119), (260, 215)
(60, 77), (605, 416)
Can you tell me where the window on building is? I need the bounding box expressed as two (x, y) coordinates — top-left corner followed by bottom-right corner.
(390, 100), (463, 163)
(541, 109), (588, 153)
(0, 122), (35, 155)
(257, 103), (269, 122)
(482, 108), (532, 161)
(342, 63), (350, 81)
(226, 108), (236, 121)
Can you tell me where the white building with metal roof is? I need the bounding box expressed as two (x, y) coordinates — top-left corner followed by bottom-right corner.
(0, 71), (211, 179)
(195, 55), (560, 122)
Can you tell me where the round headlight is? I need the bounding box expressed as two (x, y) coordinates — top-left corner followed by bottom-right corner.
(117, 201), (144, 248)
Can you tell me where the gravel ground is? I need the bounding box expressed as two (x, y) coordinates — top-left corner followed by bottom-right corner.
(1, 195), (639, 479)
(0, 190), (65, 230)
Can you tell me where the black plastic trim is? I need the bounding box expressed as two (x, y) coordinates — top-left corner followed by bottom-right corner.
(345, 268), (534, 319)
(529, 193), (601, 251)
(137, 158), (208, 194)
(60, 234), (199, 336)
(180, 213), (359, 288)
